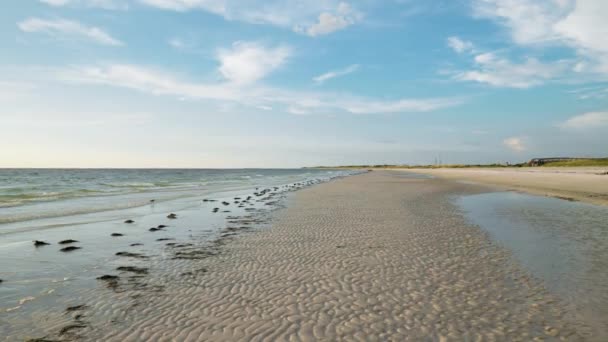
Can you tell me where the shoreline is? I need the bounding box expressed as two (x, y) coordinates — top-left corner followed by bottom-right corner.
(1, 175), (346, 341)
(398, 167), (608, 207)
(25, 171), (593, 341)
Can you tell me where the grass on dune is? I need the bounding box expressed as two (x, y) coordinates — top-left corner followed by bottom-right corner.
(541, 159), (608, 167)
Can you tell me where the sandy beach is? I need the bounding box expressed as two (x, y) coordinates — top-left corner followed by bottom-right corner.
(402, 167), (608, 207)
(16, 171), (596, 341)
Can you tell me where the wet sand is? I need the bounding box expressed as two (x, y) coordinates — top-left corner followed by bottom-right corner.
(28, 171), (591, 341)
(403, 167), (608, 207)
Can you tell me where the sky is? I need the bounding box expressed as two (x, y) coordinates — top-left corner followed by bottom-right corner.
(1, 0), (607, 168)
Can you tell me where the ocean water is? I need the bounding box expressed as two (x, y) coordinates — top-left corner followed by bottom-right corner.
(0, 168), (352, 225)
(0, 168), (358, 338)
(457, 191), (608, 337)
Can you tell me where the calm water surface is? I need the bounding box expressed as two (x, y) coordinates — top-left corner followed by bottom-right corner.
(457, 191), (608, 336)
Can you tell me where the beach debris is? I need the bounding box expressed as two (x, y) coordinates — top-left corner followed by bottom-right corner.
(60, 246), (81, 252)
(117, 266), (148, 274)
(58, 239), (78, 245)
(124, 219), (135, 224)
(66, 304), (87, 312)
(167, 213), (177, 219)
(116, 251), (149, 259)
(130, 243), (143, 246)
(34, 240), (51, 247)
(111, 233), (124, 237)
(25, 338), (59, 342)
(96, 275), (120, 290)
(59, 324), (87, 336)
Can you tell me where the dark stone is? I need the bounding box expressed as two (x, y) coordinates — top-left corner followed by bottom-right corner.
(97, 275), (119, 290)
(149, 227), (162, 232)
(167, 213), (177, 219)
(111, 233), (124, 237)
(34, 240), (50, 247)
(116, 251), (148, 259)
(59, 324), (86, 336)
(156, 238), (173, 241)
(124, 219), (135, 224)
(157, 224), (167, 228)
(130, 243), (143, 246)
(117, 266), (148, 274)
(66, 304), (87, 312)
(60, 246), (81, 252)
(58, 239), (78, 245)
(97, 275), (119, 281)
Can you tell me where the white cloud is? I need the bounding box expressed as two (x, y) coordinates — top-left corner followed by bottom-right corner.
(447, 36), (474, 53)
(18, 18), (124, 46)
(299, 2), (362, 36)
(313, 64), (359, 84)
(217, 41), (291, 85)
(138, 0), (361, 36)
(503, 136), (526, 151)
(558, 111), (608, 129)
(454, 52), (568, 88)
(472, 0), (608, 75)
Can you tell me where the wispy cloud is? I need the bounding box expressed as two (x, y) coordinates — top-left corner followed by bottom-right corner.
(39, 0), (128, 10)
(56, 62), (463, 115)
(447, 36), (474, 53)
(558, 111), (608, 129)
(217, 41), (291, 85)
(18, 18), (124, 46)
(503, 136), (526, 151)
(313, 64), (359, 84)
(138, 0), (362, 36)
(471, 0), (608, 76)
(452, 51), (569, 88)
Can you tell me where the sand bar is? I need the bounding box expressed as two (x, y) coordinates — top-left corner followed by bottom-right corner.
(403, 167), (608, 206)
(55, 171), (590, 341)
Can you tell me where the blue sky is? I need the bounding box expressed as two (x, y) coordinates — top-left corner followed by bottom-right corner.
(1, 0), (607, 168)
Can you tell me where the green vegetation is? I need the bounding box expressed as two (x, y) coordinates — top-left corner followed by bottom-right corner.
(310, 163), (525, 169)
(310, 158), (608, 169)
(541, 158), (608, 167)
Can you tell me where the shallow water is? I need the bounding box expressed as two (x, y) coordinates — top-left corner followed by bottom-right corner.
(457, 191), (608, 337)
(0, 168), (357, 339)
